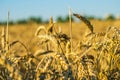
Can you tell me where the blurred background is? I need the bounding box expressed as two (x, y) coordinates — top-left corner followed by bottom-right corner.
(0, 0), (120, 24)
(0, 0), (120, 54)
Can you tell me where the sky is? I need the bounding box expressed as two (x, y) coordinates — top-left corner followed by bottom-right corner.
(0, 0), (120, 21)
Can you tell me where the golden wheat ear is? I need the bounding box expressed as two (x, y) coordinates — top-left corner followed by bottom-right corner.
(47, 16), (54, 34)
(73, 13), (94, 33)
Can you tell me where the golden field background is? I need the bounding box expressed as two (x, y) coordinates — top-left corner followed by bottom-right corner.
(0, 18), (120, 80)
(0, 20), (120, 54)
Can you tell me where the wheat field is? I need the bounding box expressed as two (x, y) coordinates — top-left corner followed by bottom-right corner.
(0, 14), (120, 80)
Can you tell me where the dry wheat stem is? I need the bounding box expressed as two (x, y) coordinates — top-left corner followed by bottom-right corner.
(36, 56), (45, 71)
(74, 47), (93, 63)
(35, 26), (46, 36)
(6, 11), (10, 51)
(8, 40), (29, 54)
(1, 27), (6, 50)
(73, 13), (94, 33)
(37, 35), (58, 51)
(69, 8), (73, 52)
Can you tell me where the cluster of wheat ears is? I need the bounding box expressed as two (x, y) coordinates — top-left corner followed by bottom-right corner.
(0, 12), (120, 80)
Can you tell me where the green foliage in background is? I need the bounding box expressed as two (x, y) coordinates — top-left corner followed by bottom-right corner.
(0, 14), (118, 25)
(105, 14), (115, 20)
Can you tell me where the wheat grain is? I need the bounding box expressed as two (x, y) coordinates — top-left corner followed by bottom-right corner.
(73, 13), (94, 33)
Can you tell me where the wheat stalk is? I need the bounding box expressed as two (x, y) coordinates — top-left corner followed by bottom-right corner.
(8, 40), (29, 54)
(73, 13), (94, 33)
(6, 11), (10, 51)
(69, 8), (73, 52)
(35, 26), (46, 36)
(37, 35), (58, 51)
(1, 27), (6, 52)
(47, 16), (54, 34)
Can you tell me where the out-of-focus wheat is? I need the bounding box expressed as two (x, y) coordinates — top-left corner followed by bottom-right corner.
(73, 13), (94, 33)
(0, 12), (120, 80)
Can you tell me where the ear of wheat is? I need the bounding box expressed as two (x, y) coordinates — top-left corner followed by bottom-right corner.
(47, 16), (54, 34)
(73, 13), (94, 33)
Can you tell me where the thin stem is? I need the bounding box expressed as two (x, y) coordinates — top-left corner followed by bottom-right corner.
(6, 11), (10, 51)
(69, 8), (73, 52)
